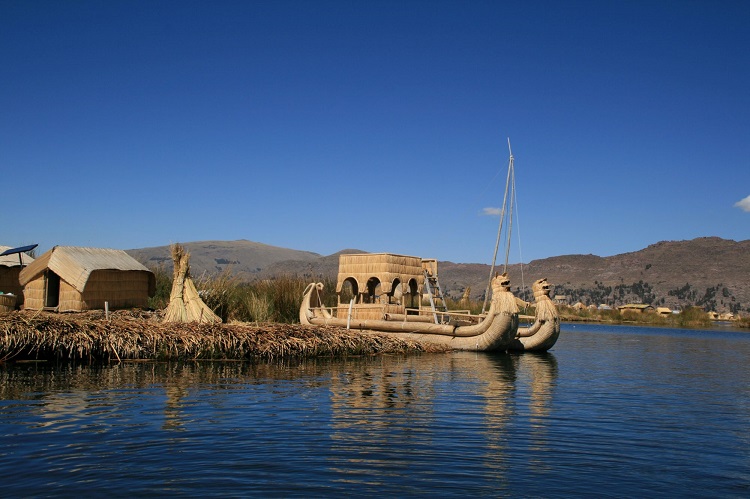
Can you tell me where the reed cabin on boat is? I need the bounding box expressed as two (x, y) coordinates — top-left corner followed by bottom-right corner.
(332, 253), (447, 321)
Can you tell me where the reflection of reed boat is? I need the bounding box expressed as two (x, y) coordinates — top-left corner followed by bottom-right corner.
(299, 142), (559, 352)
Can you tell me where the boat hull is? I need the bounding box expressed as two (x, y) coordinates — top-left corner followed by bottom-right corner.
(508, 279), (561, 352)
(508, 318), (560, 352)
(300, 282), (521, 352)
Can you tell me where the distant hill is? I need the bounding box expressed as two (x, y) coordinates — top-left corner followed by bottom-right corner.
(127, 240), (322, 281)
(440, 237), (750, 314)
(127, 237), (750, 314)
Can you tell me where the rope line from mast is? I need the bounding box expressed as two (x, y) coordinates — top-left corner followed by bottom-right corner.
(482, 139), (515, 314)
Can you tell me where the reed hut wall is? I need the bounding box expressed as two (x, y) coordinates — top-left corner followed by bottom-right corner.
(336, 253), (428, 296)
(20, 276), (45, 310)
(75, 270), (153, 311)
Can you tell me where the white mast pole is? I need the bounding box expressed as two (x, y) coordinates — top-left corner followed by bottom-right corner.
(482, 138), (514, 314)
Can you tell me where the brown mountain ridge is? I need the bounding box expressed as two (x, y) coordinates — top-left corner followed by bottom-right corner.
(127, 237), (749, 314)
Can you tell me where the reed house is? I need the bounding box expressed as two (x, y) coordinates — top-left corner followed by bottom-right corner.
(19, 246), (155, 312)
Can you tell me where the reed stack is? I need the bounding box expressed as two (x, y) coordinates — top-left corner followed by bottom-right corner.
(163, 243), (222, 324)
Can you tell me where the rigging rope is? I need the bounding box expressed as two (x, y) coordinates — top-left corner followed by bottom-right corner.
(482, 140), (515, 314)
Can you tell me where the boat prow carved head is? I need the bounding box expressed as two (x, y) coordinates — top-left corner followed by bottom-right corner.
(492, 272), (512, 293)
(532, 278), (551, 300)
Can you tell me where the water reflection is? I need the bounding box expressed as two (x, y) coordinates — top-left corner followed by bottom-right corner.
(319, 352), (559, 490)
(0, 353), (560, 447)
(2, 325), (749, 497)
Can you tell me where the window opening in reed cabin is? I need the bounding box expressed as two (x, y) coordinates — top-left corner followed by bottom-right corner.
(366, 277), (381, 304)
(340, 278), (357, 305)
(392, 279), (402, 305)
(407, 278), (419, 310)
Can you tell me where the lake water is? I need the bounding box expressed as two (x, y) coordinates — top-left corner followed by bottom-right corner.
(1, 323), (749, 497)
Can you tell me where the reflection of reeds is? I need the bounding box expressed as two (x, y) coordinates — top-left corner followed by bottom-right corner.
(0, 310), (446, 362)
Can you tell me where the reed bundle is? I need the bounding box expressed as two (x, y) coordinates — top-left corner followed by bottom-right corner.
(163, 244), (222, 324)
(0, 311), (446, 362)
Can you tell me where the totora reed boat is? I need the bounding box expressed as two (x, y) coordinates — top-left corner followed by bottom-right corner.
(299, 140), (560, 353)
(299, 254), (560, 353)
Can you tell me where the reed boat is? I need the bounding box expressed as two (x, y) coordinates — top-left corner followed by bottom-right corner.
(299, 253), (560, 352)
(299, 140), (560, 352)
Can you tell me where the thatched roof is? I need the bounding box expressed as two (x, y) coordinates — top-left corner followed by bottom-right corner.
(0, 246), (35, 267)
(617, 303), (654, 312)
(19, 246), (153, 293)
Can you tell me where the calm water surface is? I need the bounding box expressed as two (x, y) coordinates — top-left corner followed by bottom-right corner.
(1, 323), (749, 497)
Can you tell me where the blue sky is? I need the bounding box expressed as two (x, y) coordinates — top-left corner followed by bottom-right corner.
(2, 0), (748, 264)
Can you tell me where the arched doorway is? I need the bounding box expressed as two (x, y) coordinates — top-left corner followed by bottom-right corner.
(391, 279), (402, 305)
(339, 277), (358, 305)
(365, 277), (381, 304)
(406, 278), (419, 309)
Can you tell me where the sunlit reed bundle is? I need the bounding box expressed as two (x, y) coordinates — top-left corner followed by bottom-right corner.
(163, 244), (221, 324)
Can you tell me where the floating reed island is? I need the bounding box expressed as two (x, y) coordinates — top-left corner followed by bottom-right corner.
(0, 310), (447, 363)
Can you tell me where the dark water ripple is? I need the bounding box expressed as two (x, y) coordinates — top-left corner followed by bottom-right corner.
(1, 324), (749, 497)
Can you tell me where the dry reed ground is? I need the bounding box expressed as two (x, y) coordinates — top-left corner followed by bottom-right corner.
(0, 310), (448, 362)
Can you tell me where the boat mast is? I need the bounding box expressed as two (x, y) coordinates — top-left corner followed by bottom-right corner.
(482, 138), (515, 314)
(503, 139), (515, 271)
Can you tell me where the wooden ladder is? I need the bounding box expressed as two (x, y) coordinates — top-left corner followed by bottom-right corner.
(424, 269), (448, 324)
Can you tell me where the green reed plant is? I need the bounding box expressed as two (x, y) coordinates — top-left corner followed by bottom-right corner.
(443, 296), (484, 315)
(227, 277), (305, 323)
(676, 306), (711, 328)
(241, 289), (274, 323)
(194, 268), (243, 323)
(186, 274), (339, 324)
(148, 263), (173, 310)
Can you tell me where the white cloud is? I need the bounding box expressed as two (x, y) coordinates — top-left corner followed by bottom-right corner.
(734, 195), (750, 212)
(482, 207), (502, 216)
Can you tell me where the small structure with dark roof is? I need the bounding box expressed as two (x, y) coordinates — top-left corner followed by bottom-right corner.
(0, 244), (36, 310)
(617, 303), (655, 313)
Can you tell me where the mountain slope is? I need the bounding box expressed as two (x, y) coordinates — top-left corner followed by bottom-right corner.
(127, 240), (321, 280)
